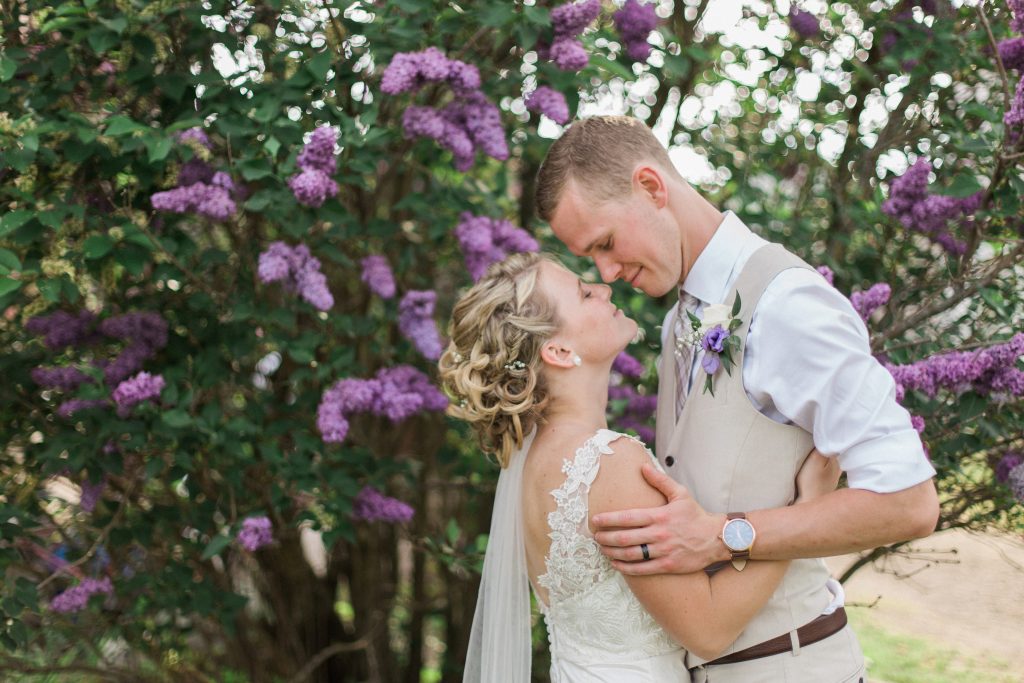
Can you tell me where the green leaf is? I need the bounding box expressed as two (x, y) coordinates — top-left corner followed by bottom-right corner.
(148, 136), (173, 163)
(0, 210), (33, 237)
(0, 248), (21, 274)
(162, 409), (193, 428)
(0, 278), (22, 297)
(307, 50), (333, 82)
(201, 534), (233, 561)
(38, 278), (61, 302)
(941, 173), (984, 198)
(83, 235), (115, 260)
(480, 3), (516, 27)
(0, 57), (16, 82)
(703, 374), (714, 396)
(445, 518), (460, 545)
(731, 292), (742, 318)
(99, 16), (128, 34)
(104, 116), (144, 137)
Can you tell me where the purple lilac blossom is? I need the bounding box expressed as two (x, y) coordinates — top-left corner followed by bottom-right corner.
(881, 158), (981, 254)
(257, 242), (334, 311)
(910, 415), (925, 434)
(296, 126), (338, 175)
(1005, 75), (1024, 143)
(1011, 0), (1024, 34)
(57, 398), (108, 418)
(112, 371), (165, 417)
(999, 37), (1024, 72)
(99, 312), (168, 385)
(26, 310), (98, 349)
(613, 351), (644, 378)
(548, 37), (590, 71)
(318, 366), (447, 444)
(288, 169), (339, 208)
(815, 265), (835, 286)
(442, 91), (509, 162)
(49, 577), (113, 613)
(614, 0), (659, 62)
(237, 516), (273, 551)
(176, 127), (212, 149)
(31, 366), (92, 391)
(886, 333), (1024, 399)
(352, 486), (415, 523)
(996, 452), (1023, 484)
(454, 213), (540, 281)
(551, 0), (601, 36)
(399, 290), (444, 360)
(850, 283), (892, 322)
(525, 86), (570, 124)
(361, 255), (397, 299)
(380, 47), (481, 95)
(1008, 464), (1024, 502)
(151, 181), (236, 220)
(789, 8), (820, 39)
(80, 477), (105, 513)
(178, 158), (214, 187)
(609, 383), (656, 444)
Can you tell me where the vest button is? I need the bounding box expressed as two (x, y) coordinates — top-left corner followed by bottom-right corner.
(665, 456), (675, 467)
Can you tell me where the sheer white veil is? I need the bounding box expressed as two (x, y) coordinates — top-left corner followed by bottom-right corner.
(462, 427), (536, 683)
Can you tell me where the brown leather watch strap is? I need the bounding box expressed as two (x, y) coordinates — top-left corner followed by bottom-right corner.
(725, 512), (751, 562)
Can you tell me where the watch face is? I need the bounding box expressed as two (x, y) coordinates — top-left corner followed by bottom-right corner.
(723, 519), (755, 551)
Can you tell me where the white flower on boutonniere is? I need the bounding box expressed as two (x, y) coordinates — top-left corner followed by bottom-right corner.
(675, 293), (744, 396)
(698, 303), (732, 334)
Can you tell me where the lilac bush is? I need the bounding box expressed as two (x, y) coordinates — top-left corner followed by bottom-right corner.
(850, 283), (892, 322)
(454, 213), (539, 280)
(361, 255), (397, 299)
(257, 242), (334, 311)
(398, 290), (443, 360)
(49, 577), (114, 614)
(352, 486), (414, 523)
(614, 0), (659, 62)
(237, 516), (274, 552)
(525, 86), (571, 125)
(318, 366), (448, 444)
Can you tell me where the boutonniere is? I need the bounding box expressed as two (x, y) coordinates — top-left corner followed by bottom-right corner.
(676, 293), (744, 396)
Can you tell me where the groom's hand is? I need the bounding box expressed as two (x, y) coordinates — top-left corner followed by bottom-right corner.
(591, 462), (728, 575)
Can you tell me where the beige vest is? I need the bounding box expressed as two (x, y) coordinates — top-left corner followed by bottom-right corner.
(655, 244), (832, 665)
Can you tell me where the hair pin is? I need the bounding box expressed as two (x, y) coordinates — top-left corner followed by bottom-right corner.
(503, 360), (527, 371)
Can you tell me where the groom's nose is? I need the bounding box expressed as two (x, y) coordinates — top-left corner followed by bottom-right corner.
(594, 254), (620, 283)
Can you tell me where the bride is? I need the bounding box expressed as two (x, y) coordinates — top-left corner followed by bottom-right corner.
(439, 253), (838, 682)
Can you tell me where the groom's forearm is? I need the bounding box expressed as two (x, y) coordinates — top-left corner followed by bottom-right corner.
(746, 480), (939, 561)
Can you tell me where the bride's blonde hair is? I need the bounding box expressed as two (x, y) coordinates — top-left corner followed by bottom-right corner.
(438, 252), (561, 467)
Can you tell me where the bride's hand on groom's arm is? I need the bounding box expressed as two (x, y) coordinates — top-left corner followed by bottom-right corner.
(591, 463), (731, 576)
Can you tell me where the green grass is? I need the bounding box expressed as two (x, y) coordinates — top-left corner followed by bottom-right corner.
(849, 609), (1019, 683)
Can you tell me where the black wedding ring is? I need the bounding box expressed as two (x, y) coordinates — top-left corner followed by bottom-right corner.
(640, 543), (650, 561)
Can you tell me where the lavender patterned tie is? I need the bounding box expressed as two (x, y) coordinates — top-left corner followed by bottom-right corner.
(674, 291), (701, 420)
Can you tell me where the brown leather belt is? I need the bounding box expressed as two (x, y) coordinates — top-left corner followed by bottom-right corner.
(705, 607), (848, 666)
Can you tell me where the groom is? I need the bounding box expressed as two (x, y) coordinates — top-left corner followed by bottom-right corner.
(536, 116), (938, 682)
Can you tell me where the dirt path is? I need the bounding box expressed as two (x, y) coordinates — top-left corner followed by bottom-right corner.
(825, 528), (1024, 675)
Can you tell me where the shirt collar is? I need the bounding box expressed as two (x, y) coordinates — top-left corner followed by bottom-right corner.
(679, 211), (753, 305)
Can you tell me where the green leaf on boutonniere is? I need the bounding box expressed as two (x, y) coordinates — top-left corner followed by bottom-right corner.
(729, 317), (742, 332)
(687, 310), (701, 329)
(704, 374), (715, 396)
(731, 292), (742, 318)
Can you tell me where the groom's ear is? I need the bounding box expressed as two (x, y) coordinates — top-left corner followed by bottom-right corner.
(540, 341), (577, 370)
(634, 165), (668, 209)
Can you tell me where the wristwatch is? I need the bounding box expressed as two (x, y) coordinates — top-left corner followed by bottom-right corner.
(721, 512), (755, 571)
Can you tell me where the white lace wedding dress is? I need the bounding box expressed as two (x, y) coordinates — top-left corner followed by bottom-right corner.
(533, 429), (688, 682)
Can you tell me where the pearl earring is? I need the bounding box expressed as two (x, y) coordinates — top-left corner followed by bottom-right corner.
(572, 355), (582, 367)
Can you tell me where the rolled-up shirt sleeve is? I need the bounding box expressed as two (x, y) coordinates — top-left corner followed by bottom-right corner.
(744, 268), (937, 493)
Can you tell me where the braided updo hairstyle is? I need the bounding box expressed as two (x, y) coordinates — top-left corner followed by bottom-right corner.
(438, 252), (562, 468)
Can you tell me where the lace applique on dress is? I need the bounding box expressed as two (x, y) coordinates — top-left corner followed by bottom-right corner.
(535, 429), (680, 669)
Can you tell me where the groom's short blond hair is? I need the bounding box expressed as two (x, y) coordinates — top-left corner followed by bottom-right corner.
(535, 116), (682, 222)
